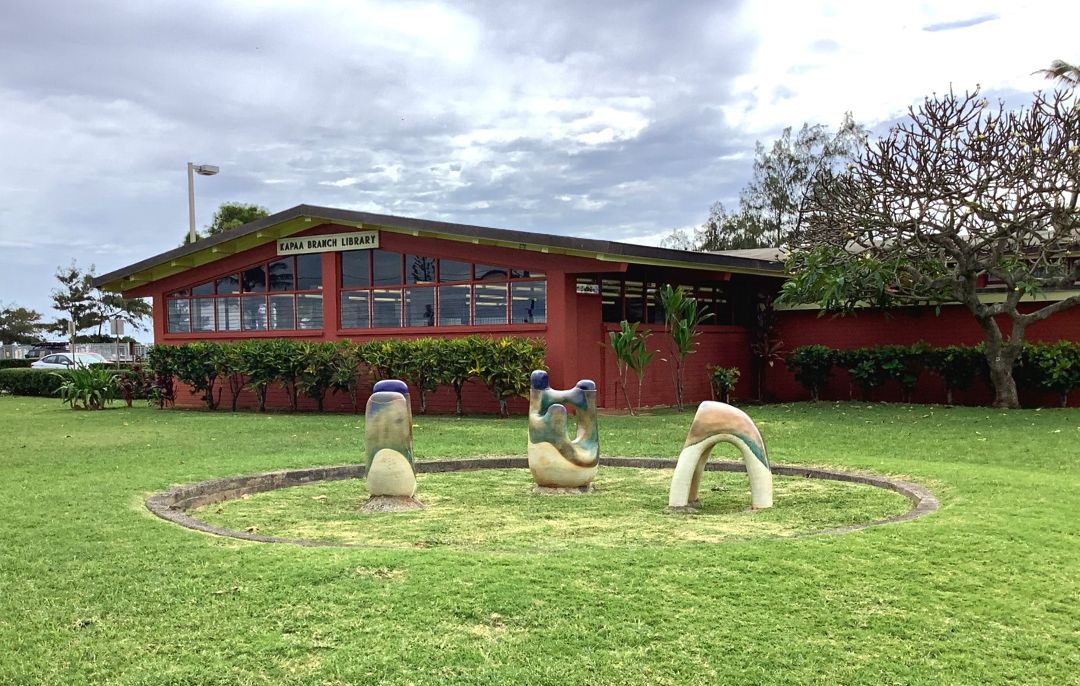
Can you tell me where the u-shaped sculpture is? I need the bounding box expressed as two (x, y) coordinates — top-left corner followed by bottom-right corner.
(668, 401), (773, 510)
(527, 370), (599, 489)
(363, 379), (423, 511)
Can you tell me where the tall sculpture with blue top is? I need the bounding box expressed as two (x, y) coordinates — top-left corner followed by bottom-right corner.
(527, 370), (600, 490)
(668, 401), (773, 510)
(362, 379), (423, 512)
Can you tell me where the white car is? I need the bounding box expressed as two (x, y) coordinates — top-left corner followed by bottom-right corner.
(30, 352), (109, 369)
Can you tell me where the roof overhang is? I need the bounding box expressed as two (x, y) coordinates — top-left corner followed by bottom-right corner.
(93, 205), (785, 294)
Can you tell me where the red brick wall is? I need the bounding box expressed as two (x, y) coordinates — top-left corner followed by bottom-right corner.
(598, 325), (752, 410)
(769, 303), (1080, 406)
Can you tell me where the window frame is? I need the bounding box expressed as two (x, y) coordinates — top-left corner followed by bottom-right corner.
(164, 255), (324, 335)
(338, 250), (546, 331)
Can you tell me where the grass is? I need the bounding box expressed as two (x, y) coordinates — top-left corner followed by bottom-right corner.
(0, 397), (1077, 685)
(196, 468), (910, 550)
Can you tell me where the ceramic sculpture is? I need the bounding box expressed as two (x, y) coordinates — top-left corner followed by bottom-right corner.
(362, 379), (423, 512)
(527, 370), (599, 490)
(668, 401), (773, 510)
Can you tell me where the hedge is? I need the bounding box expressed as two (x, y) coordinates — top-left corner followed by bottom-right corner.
(0, 359), (33, 369)
(0, 368), (69, 397)
(786, 341), (1080, 406)
(146, 337), (547, 416)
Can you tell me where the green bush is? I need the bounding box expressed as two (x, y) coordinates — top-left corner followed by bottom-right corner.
(145, 336), (549, 415)
(785, 345), (835, 401)
(925, 345), (981, 405)
(0, 368), (69, 397)
(469, 337), (547, 417)
(171, 342), (224, 410)
(55, 366), (119, 410)
(708, 365), (741, 404)
(0, 359), (32, 369)
(1015, 341), (1080, 407)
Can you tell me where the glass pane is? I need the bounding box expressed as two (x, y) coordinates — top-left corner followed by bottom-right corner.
(268, 258), (295, 292)
(510, 268), (545, 278)
(216, 274), (239, 295)
(371, 289), (402, 327)
(624, 281), (645, 323)
(475, 264), (508, 281)
(646, 284), (665, 324)
(192, 298), (215, 332)
(242, 295), (267, 330)
(372, 250), (402, 286)
(167, 299), (190, 333)
(269, 294), (296, 330)
(406, 255), (437, 284)
(438, 285), (470, 326)
(297, 294), (324, 330)
(512, 282), (546, 324)
(602, 280), (623, 323)
(217, 297), (241, 331)
(296, 253), (323, 290)
(404, 287), (436, 327)
(341, 251), (370, 288)
(192, 281), (214, 296)
(474, 283), (508, 324)
(439, 259), (471, 283)
(340, 291), (370, 329)
(242, 265), (267, 293)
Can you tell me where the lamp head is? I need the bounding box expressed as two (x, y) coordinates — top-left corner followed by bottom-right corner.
(193, 164), (219, 176)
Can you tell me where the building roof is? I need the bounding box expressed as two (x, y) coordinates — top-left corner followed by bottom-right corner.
(93, 204), (785, 293)
(709, 247), (788, 262)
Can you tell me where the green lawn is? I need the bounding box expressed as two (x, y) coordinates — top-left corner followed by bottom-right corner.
(0, 397), (1077, 685)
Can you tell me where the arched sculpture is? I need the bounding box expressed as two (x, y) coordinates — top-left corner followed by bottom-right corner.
(527, 370), (599, 489)
(668, 401), (773, 510)
(362, 379), (423, 512)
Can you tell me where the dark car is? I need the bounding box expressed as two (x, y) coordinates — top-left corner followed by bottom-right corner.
(24, 342), (69, 360)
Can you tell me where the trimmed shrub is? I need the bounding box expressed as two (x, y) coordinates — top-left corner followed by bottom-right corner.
(708, 365), (741, 404)
(1016, 341), (1080, 407)
(0, 359), (33, 369)
(785, 345), (835, 401)
(925, 346), (981, 405)
(0, 368), (69, 397)
(469, 337), (547, 417)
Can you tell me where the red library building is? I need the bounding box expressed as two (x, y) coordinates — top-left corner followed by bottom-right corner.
(95, 205), (1080, 410)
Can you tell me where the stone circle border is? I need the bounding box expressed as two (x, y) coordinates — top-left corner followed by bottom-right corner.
(146, 457), (939, 548)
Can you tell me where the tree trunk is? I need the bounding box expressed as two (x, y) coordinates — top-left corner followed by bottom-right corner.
(973, 312), (1023, 409)
(453, 383), (463, 416)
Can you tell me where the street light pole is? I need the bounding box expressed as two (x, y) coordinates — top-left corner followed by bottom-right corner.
(187, 162), (220, 244)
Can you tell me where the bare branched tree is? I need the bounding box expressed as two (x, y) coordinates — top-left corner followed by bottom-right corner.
(782, 89), (1080, 408)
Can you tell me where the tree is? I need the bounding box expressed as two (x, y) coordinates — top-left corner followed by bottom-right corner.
(659, 285), (710, 411)
(98, 293), (152, 336)
(781, 89), (1080, 409)
(1035, 59), (1080, 87)
(183, 202), (270, 244)
(0, 303), (45, 344)
(742, 112), (868, 247)
(50, 261), (101, 350)
(662, 114), (867, 251)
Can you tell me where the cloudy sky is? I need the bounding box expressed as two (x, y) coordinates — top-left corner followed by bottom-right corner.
(1, 0), (1077, 336)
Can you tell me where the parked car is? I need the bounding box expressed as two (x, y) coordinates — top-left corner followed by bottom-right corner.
(30, 352), (108, 369)
(24, 342), (69, 360)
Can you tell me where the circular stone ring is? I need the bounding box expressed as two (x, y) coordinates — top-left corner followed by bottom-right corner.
(146, 457), (939, 548)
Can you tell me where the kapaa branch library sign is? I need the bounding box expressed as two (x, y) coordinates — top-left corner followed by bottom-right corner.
(277, 231), (379, 256)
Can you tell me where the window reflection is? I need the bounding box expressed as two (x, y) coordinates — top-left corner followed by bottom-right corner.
(340, 291), (370, 328)
(242, 266), (267, 293)
(474, 284), (508, 324)
(438, 285), (470, 326)
(371, 289), (402, 327)
(404, 287), (435, 326)
(268, 259), (295, 292)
